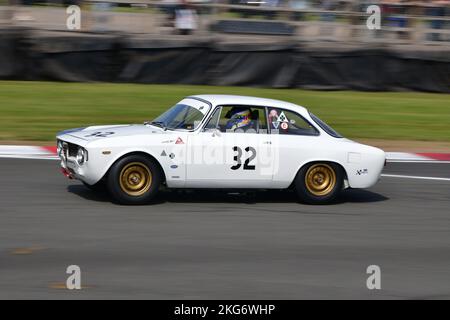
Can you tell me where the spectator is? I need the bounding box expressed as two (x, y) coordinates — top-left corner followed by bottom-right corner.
(175, 1), (198, 35)
(425, 0), (448, 41)
(382, 0), (410, 39)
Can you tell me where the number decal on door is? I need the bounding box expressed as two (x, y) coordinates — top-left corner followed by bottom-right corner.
(231, 146), (256, 170)
(243, 147), (256, 170)
(231, 146), (242, 170)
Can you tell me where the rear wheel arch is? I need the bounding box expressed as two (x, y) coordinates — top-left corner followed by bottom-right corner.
(294, 160), (347, 185)
(292, 160), (347, 204)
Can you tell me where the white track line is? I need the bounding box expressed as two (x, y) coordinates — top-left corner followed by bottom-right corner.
(387, 160), (450, 164)
(381, 174), (450, 182)
(0, 155), (59, 160)
(385, 152), (431, 161)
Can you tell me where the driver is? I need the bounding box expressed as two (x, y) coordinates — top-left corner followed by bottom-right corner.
(225, 109), (252, 131)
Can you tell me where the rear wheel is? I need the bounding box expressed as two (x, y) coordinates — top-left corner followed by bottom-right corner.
(295, 162), (343, 204)
(107, 155), (162, 205)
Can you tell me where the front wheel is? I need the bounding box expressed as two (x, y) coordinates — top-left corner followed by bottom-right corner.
(106, 155), (162, 205)
(295, 162), (344, 204)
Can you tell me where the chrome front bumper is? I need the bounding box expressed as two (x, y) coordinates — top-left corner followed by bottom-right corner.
(58, 140), (83, 181)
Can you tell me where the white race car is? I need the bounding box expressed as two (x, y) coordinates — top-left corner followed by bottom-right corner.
(56, 95), (385, 205)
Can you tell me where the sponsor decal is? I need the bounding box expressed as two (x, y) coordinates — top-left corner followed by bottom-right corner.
(175, 137), (184, 145)
(269, 109), (278, 119)
(277, 111), (288, 123)
(356, 169), (369, 175)
(269, 109), (290, 131)
(268, 110), (279, 129)
(170, 165), (178, 169)
(161, 150), (167, 157)
(169, 153), (175, 159)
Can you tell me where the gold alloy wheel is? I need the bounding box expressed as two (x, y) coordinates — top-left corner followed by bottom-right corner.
(304, 163), (337, 197)
(119, 162), (152, 197)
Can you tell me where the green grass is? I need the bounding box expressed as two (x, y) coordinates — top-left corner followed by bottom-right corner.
(0, 81), (449, 142)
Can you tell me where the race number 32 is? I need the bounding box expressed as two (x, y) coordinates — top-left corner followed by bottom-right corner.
(231, 146), (256, 170)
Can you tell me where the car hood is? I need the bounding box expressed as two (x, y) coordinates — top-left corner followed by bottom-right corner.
(61, 124), (166, 141)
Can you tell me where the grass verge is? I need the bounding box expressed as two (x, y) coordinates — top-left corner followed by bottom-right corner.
(0, 81), (449, 142)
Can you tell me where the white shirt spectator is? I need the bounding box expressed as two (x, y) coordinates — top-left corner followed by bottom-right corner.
(175, 8), (198, 31)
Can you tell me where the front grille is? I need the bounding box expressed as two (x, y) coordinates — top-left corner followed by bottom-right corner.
(60, 141), (79, 159)
(62, 142), (68, 157)
(68, 143), (79, 157)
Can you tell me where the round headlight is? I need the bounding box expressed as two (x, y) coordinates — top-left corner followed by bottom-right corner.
(76, 148), (86, 165)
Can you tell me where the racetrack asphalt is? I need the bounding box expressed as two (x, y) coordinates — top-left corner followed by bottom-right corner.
(0, 159), (449, 299)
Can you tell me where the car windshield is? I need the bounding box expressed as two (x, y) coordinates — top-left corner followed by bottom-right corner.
(309, 112), (343, 138)
(151, 103), (208, 131)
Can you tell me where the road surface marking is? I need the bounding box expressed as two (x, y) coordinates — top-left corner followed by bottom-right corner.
(387, 160), (450, 164)
(381, 174), (450, 182)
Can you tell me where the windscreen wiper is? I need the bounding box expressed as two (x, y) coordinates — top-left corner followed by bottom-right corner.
(146, 121), (167, 130)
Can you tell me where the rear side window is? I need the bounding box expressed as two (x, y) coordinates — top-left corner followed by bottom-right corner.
(268, 108), (319, 136)
(309, 112), (343, 138)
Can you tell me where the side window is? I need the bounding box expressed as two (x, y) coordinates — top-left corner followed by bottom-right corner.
(309, 112), (343, 138)
(268, 108), (319, 136)
(204, 107), (221, 130)
(216, 106), (268, 134)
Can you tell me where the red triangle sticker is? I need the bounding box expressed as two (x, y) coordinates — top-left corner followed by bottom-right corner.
(175, 137), (184, 144)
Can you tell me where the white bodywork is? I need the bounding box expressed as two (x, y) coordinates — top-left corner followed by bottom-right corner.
(57, 95), (385, 189)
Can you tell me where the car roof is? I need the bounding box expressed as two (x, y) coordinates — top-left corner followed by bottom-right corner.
(188, 94), (308, 114)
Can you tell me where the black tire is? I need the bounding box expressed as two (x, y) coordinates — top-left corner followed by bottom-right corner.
(295, 162), (344, 204)
(106, 154), (162, 205)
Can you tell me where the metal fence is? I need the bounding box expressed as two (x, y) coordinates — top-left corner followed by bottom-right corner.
(0, 0), (449, 46)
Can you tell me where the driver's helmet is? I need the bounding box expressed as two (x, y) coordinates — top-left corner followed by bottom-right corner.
(225, 109), (252, 131)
